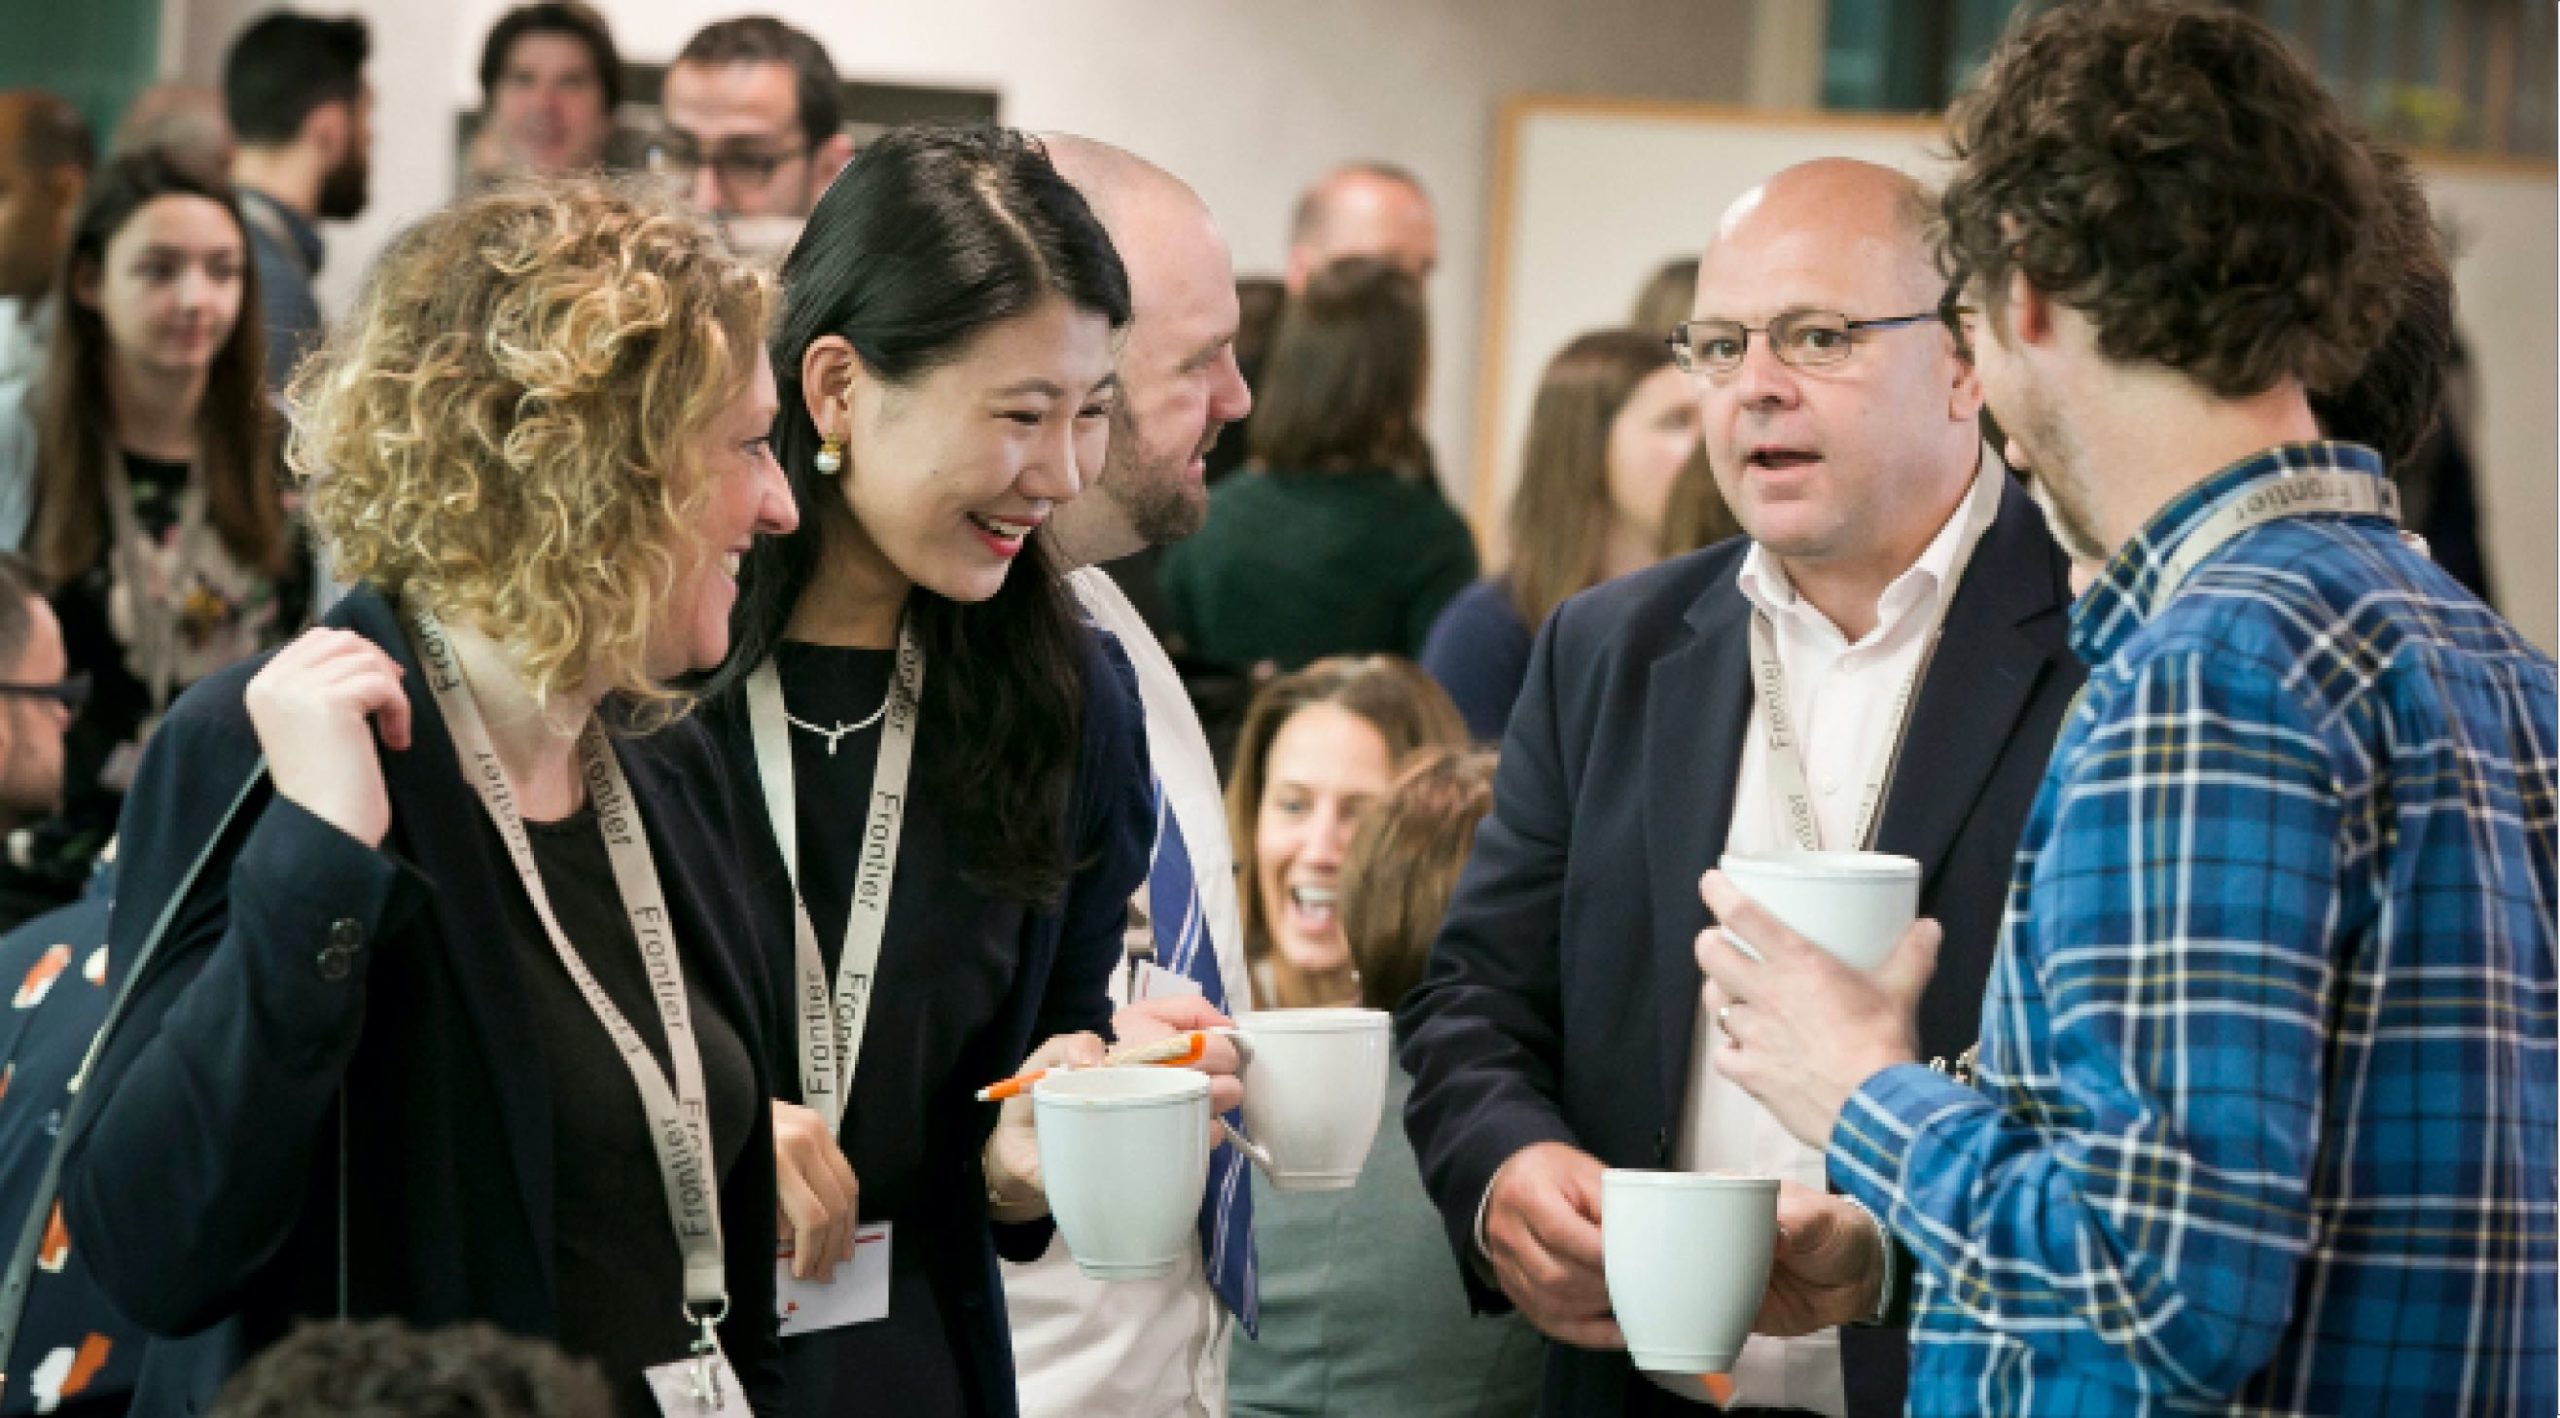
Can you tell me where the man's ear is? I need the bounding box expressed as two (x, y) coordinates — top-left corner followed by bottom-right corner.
(302, 99), (351, 166)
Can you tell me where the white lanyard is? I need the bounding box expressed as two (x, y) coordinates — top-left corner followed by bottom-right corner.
(743, 620), (925, 1134)
(103, 455), (210, 719)
(2151, 468), (2399, 605)
(1747, 465), (1999, 853)
(406, 605), (731, 1359)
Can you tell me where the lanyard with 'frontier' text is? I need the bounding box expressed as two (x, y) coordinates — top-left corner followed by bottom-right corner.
(406, 605), (731, 1386)
(743, 619), (924, 1134)
(1748, 462), (2001, 852)
(2150, 467), (2400, 605)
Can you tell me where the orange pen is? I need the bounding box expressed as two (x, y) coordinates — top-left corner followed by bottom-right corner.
(1698, 1374), (1736, 1405)
(974, 1030), (1212, 1103)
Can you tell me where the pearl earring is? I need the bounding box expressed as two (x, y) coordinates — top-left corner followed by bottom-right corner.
(814, 435), (844, 475)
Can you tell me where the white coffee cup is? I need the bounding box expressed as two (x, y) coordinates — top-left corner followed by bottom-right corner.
(1717, 850), (1920, 971)
(1602, 1170), (1779, 1375)
(1032, 1067), (1211, 1281)
(1229, 1007), (1392, 1191)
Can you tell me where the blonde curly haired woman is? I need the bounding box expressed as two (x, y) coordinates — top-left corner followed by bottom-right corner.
(60, 178), (798, 1415)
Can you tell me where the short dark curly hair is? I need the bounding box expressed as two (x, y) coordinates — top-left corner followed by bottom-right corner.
(1940, 0), (2399, 398)
(210, 1319), (611, 1418)
(2308, 145), (2452, 468)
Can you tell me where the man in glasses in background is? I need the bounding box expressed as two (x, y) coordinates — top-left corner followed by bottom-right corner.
(1397, 157), (2078, 1417)
(0, 553), (80, 933)
(656, 16), (852, 259)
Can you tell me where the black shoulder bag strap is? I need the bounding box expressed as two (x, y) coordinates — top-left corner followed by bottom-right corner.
(0, 761), (271, 1387)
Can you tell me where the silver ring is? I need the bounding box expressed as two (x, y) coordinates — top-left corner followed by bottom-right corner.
(1716, 1004), (1734, 1030)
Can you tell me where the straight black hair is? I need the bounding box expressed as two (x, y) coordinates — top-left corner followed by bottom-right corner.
(719, 123), (1131, 906)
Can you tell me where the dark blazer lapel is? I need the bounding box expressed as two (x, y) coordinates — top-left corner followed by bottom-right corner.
(1871, 478), (2069, 896)
(1642, 581), (1753, 1124)
(331, 590), (556, 1273)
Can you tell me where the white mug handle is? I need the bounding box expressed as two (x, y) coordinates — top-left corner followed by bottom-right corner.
(1216, 1116), (1276, 1173)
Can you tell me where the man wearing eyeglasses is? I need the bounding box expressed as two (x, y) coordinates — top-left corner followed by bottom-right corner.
(1398, 157), (2079, 1418)
(0, 553), (79, 933)
(657, 17), (853, 231)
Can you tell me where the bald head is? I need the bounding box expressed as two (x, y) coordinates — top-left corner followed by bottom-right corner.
(1286, 162), (1436, 293)
(1040, 135), (1253, 566)
(1703, 158), (1941, 314)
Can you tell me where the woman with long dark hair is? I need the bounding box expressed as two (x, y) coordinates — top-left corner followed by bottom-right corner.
(705, 124), (1155, 1416)
(0, 150), (303, 861)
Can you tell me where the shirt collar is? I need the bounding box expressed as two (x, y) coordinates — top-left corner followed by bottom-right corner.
(2070, 439), (2388, 665)
(240, 187), (326, 272)
(1738, 442), (2005, 645)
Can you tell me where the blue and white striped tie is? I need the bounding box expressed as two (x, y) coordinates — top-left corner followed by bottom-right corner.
(1149, 781), (1258, 1336)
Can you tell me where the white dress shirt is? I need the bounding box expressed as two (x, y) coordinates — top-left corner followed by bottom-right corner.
(1655, 449), (2002, 1414)
(1005, 567), (1252, 1418)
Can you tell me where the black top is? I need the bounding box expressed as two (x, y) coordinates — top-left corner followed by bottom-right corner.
(510, 806), (758, 1418)
(705, 627), (1155, 1418)
(53, 451), (306, 841)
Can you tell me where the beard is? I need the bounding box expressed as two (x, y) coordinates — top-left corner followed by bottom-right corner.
(1101, 409), (1216, 549)
(1991, 377), (2110, 567)
(317, 150), (370, 222)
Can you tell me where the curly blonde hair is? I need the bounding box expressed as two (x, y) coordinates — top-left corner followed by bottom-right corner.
(289, 176), (772, 708)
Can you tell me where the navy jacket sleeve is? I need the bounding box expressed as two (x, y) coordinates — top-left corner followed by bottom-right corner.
(1418, 580), (1536, 743)
(988, 628), (1153, 1264)
(60, 663), (425, 1335)
(1396, 599), (1587, 1310)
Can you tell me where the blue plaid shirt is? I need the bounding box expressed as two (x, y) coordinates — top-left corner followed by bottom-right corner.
(1832, 443), (2557, 1415)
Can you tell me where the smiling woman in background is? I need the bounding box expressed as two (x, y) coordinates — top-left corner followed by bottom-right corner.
(1420, 328), (1705, 742)
(1226, 656), (1465, 1010)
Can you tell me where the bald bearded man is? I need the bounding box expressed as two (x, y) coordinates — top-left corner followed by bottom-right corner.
(1396, 159), (2080, 1417)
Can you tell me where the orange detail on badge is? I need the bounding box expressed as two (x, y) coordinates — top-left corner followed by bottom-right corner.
(59, 1334), (109, 1396)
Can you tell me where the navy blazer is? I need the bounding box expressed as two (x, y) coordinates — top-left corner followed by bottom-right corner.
(58, 587), (787, 1416)
(1397, 478), (2082, 1417)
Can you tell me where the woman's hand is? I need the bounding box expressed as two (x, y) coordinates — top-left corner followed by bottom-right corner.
(245, 629), (412, 848)
(1114, 995), (1244, 1115)
(983, 1030), (1106, 1221)
(772, 1100), (859, 1281)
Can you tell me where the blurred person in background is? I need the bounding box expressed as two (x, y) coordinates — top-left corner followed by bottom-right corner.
(469, 2), (622, 182)
(1230, 744), (1545, 1418)
(1198, 276), (1284, 488)
(1285, 162), (1437, 293)
(1006, 134), (1262, 1418)
(0, 93), (92, 387)
(0, 552), (78, 928)
(1160, 258), (1476, 690)
(0, 152), (303, 888)
(1224, 657), (1465, 1011)
(109, 83), (235, 176)
(210, 1319), (611, 1418)
(657, 16), (852, 264)
(60, 175), (795, 1416)
(1420, 329), (1703, 741)
(222, 10), (370, 393)
(1627, 256), (1698, 345)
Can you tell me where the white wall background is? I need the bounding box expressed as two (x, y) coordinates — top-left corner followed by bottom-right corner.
(174, 0), (1763, 508)
(1479, 102), (2560, 651)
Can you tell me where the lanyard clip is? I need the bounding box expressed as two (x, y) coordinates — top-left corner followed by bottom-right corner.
(686, 1299), (730, 1409)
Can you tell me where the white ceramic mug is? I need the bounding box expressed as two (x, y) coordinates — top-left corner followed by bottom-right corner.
(1032, 1067), (1211, 1281)
(1602, 1170), (1779, 1375)
(1717, 850), (1921, 971)
(1228, 1007), (1392, 1191)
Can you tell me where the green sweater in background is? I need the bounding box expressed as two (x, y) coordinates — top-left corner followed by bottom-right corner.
(1229, 1067), (1546, 1418)
(1159, 467), (1479, 671)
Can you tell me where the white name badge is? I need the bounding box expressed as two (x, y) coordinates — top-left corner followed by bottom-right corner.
(644, 1351), (745, 1416)
(775, 1222), (892, 1335)
(1133, 960), (1206, 1004)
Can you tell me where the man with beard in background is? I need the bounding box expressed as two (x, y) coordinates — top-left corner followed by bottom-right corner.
(222, 11), (371, 392)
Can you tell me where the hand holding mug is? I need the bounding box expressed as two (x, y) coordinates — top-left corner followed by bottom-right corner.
(1113, 996), (1243, 1115)
(985, 1031), (1106, 1219)
(1483, 1141), (1622, 1350)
